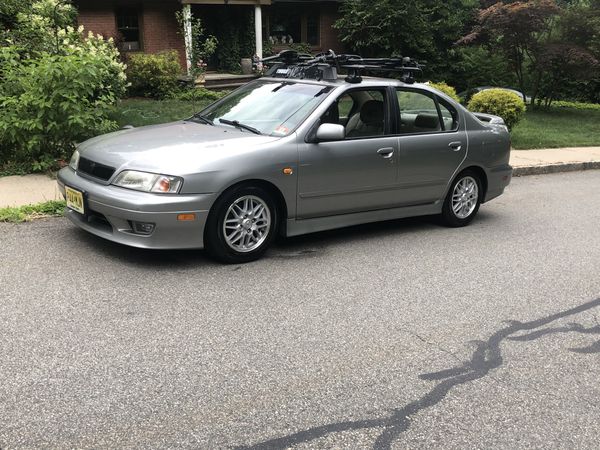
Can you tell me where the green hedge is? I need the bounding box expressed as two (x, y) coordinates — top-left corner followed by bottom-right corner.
(428, 81), (461, 103)
(468, 89), (526, 130)
(126, 51), (182, 99)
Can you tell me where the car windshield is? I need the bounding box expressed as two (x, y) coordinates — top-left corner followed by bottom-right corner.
(197, 80), (331, 136)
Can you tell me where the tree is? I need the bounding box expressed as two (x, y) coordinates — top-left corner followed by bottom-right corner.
(334, 0), (478, 79)
(459, 0), (599, 105)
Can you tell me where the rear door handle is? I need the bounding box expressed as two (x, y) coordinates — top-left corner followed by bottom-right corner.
(377, 147), (395, 158)
(449, 141), (462, 151)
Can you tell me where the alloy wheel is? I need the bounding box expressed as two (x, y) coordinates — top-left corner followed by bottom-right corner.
(223, 195), (272, 253)
(452, 176), (479, 219)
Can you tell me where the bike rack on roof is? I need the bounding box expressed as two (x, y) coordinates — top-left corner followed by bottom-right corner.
(261, 49), (424, 84)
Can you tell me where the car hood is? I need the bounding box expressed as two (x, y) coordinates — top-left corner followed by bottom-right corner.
(77, 121), (281, 175)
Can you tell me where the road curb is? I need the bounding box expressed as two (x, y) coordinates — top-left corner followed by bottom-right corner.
(513, 161), (600, 177)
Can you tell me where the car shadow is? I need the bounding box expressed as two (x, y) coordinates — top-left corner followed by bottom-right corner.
(69, 209), (500, 268)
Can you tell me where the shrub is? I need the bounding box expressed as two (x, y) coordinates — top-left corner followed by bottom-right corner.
(173, 87), (227, 102)
(551, 100), (600, 111)
(427, 81), (461, 102)
(0, 28), (127, 168)
(468, 89), (526, 130)
(126, 51), (182, 99)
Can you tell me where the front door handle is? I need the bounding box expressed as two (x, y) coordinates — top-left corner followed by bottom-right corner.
(449, 141), (463, 152)
(377, 147), (395, 158)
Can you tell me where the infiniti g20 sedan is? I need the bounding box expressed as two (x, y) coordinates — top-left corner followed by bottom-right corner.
(58, 70), (511, 263)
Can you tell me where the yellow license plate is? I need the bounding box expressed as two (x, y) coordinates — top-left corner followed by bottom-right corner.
(65, 186), (85, 214)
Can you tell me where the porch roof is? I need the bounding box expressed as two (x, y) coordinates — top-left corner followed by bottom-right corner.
(181, 0), (272, 4)
(180, 0), (341, 4)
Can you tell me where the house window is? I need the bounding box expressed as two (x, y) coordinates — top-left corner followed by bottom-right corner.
(269, 9), (301, 45)
(306, 14), (319, 46)
(267, 7), (320, 47)
(116, 8), (141, 51)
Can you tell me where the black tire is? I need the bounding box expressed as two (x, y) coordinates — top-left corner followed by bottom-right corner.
(440, 170), (482, 227)
(204, 185), (279, 264)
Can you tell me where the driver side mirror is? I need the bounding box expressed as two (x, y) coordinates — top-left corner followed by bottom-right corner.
(315, 123), (345, 142)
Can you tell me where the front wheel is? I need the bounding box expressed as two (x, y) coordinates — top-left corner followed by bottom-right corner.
(441, 171), (482, 227)
(204, 186), (278, 263)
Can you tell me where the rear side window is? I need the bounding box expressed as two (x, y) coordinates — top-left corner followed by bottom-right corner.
(438, 98), (459, 131)
(397, 89), (441, 133)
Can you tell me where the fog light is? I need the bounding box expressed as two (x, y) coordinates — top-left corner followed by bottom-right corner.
(131, 221), (155, 235)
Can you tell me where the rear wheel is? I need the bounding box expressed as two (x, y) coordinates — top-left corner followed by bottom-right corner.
(441, 170), (482, 227)
(204, 186), (278, 263)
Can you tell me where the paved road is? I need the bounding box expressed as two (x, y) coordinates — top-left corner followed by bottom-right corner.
(1, 171), (599, 449)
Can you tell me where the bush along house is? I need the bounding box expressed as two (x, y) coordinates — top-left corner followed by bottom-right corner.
(74, 0), (344, 73)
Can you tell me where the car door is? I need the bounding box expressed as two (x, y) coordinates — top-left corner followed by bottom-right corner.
(395, 88), (467, 204)
(297, 88), (400, 219)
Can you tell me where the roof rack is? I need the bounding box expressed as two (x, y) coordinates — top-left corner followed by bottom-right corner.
(261, 50), (424, 84)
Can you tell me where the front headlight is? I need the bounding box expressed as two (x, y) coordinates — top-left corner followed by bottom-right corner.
(112, 170), (183, 194)
(69, 150), (80, 170)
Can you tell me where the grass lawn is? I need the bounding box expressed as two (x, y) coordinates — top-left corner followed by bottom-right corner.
(110, 98), (216, 128)
(111, 99), (600, 150)
(511, 107), (600, 149)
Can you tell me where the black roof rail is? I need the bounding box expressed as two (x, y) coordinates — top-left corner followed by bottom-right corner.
(260, 49), (424, 84)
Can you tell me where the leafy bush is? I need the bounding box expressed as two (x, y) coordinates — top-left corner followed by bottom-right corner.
(0, 28), (127, 168)
(468, 89), (526, 130)
(126, 51), (182, 99)
(1, 0), (76, 55)
(173, 87), (227, 102)
(427, 81), (461, 102)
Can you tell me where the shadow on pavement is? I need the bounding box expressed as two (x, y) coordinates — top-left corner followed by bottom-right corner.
(238, 297), (600, 450)
(69, 209), (500, 267)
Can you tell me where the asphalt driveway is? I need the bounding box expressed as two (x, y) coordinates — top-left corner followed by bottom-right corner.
(1, 170), (599, 449)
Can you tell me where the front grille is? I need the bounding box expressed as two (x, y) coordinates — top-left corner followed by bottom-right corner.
(78, 157), (115, 181)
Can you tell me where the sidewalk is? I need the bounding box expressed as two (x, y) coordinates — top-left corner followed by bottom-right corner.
(1, 147), (599, 208)
(0, 174), (62, 208)
(510, 147), (600, 176)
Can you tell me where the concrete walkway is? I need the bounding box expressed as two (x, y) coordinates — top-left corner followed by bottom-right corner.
(1, 147), (599, 208)
(0, 174), (63, 208)
(511, 147), (600, 175)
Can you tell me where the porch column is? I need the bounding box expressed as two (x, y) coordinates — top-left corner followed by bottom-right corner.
(182, 3), (193, 75)
(254, 3), (263, 61)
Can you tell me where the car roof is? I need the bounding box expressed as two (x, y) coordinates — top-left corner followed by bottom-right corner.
(259, 75), (434, 91)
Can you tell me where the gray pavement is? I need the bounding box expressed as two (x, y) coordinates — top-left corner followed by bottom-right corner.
(1, 170), (599, 449)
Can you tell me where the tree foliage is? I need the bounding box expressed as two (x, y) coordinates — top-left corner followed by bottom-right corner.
(334, 0), (478, 80)
(459, 0), (599, 105)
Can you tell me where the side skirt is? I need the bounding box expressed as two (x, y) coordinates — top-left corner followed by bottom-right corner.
(286, 202), (442, 237)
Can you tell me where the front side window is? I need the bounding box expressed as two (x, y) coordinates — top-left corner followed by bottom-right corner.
(321, 89), (387, 139)
(397, 89), (441, 133)
(116, 9), (141, 51)
(199, 81), (331, 136)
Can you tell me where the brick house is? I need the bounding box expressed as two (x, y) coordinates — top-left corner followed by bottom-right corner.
(74, 0), (344, 72)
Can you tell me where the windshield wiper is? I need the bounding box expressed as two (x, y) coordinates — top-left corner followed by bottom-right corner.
(191, 114), (214, 126)
(218, 118), (262, 135)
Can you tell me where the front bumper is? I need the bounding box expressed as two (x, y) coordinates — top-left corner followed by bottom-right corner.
(57, 167), (216, 249)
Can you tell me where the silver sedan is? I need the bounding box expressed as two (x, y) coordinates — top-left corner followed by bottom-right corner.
(57, 77), (512, 263)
